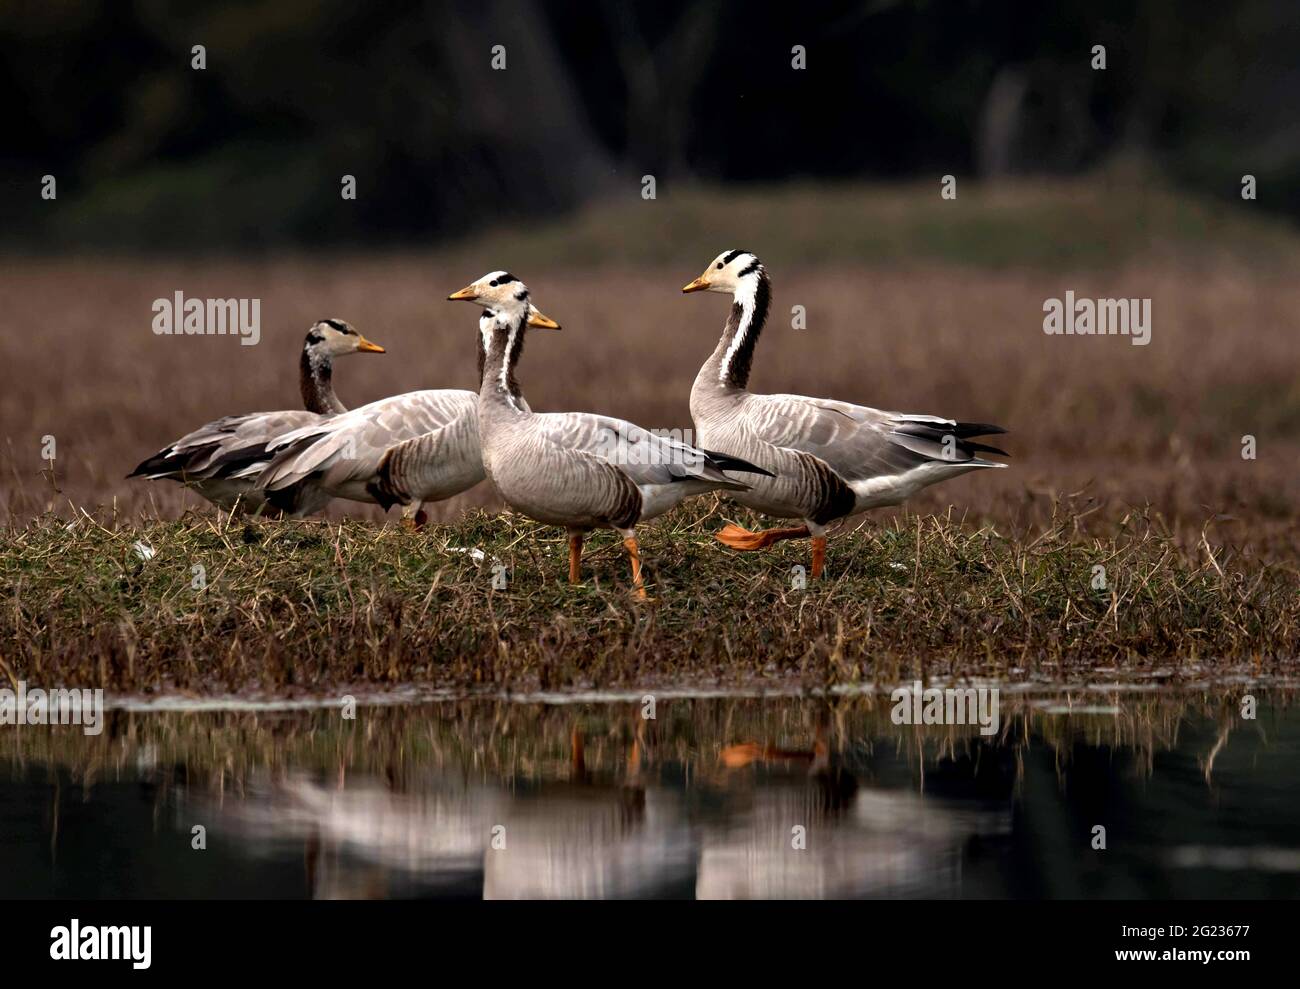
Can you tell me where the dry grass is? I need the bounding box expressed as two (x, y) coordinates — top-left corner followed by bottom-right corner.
(4, 255), (1298, 547)
(1, 179), (1297, 692)
(2, 499), (1295, 696)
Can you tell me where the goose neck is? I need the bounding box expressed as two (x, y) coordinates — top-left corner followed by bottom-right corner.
(300, 349), (346, 414)
(478, 311), (530, 415)
(698, 271), (770, 394)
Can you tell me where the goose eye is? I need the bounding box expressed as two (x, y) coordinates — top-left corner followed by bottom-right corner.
(489, 279), (499, 287)
(715, 262), (723, 269)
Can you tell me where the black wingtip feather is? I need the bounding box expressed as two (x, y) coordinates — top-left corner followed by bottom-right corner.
(128, 450), (188, 479)
(953, 421), (1007, 438)
(205, 443), (272, 473)
(701, 449), (776, 478)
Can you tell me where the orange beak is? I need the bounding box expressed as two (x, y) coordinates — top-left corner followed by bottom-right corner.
(355, 335), (385, 353)
(448, 285), (478, 301)
(681, 274), (711, 294)
(526, 308), (561, 330)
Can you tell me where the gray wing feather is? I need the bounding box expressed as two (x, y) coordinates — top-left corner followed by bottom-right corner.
(255, 390), (477, 490)
(135, 410), (321, 479)
(743, 394), (998, 482)
(529, 412), (746, 489)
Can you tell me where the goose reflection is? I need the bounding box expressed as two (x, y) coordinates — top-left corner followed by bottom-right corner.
(208, 763), (508, 898)
(482, 720), (695, 899)
(8, 693), (1286, 899)
(198, 706), (1016, 899)
(698, 720), (1012, 899)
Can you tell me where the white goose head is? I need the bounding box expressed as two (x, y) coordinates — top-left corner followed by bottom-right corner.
(682, 250), (765, 302)
(448, 271), (560, 331)
(450, 272), (560, 405)
(683, 251), (771, 388)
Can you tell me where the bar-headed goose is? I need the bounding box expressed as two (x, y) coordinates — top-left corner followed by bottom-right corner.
(450, 270), (771, 598)
(251, 303), (557, 525)
(683, 250), (1008, 578)
(128, 319), (384, 514)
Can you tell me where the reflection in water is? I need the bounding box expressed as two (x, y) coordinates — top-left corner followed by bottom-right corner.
(482, 723), (692, 899)
(2, 690), (1297, 899)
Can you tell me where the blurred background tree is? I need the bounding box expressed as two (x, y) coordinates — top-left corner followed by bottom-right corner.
(1, 0), (1296, 251)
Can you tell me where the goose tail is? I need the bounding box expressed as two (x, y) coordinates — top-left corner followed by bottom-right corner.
(129, 443), (199, 479)
(950, 421), (1006, 439)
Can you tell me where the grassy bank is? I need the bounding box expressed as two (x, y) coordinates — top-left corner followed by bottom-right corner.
(2, 501), (1295, 697)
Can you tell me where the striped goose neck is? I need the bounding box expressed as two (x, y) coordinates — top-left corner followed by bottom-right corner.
(480, 310), (529, 413)
(299, 349), (346, 414)
(714, 269), (770, 390)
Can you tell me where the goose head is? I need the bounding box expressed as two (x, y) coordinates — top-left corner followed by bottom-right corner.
(475, 305), (559, 351)
(682, 250), (765, 297)
(448, 271), (560, 330)
(304, 319), (386, 359)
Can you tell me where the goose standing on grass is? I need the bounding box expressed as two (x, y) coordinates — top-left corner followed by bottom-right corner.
(250, 304), (558, 525)
(682, 250), (1008, 579)
(128, 319), (385, 514)
(449, 270), (772, 598)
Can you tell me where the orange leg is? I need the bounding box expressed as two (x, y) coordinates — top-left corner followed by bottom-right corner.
(715, 523), (810, 551)
(719, 742), (767, 769)
(721, 741), (825, 769)
(568, 532), (584, 584)
(623, 536), (647, 599)
(716, 522), (828, 579)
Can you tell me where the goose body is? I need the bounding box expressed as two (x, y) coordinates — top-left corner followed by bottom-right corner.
(451, 271), (770, 595)
(481, 410), (758, 528)
(251, 308), (552, 523)
(251, 388), (484, 520)
(683, 251), (1008, 576)
(128, 320), (384, 514)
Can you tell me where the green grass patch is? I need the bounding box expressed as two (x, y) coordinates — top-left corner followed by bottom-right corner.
(2, 501), (1295, 697)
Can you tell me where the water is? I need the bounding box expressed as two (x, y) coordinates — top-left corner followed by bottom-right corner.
(3, 689), (1297, 899)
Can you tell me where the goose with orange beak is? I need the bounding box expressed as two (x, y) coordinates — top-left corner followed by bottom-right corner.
(451, 270), (770, 598)
(251, 300), (557, 524)
(129, 319), (385, 515)
(684, 250), (1009, 579)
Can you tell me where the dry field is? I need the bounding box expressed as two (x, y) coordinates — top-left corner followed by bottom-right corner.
(4, 253), (1297, 545)
(1, 181), (1297, 691)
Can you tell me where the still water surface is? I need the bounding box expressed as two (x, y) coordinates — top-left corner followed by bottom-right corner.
(3, 688), (1297, 898)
